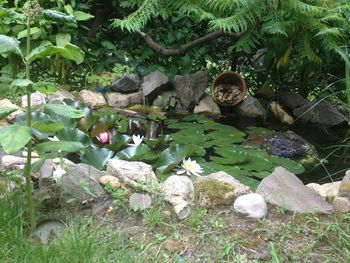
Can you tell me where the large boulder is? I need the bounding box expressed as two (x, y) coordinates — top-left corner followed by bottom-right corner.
(106, 159), (158, 192)
(162, 175), (194, 219)
(142, 71), (172, 103)
(338, 170), (350, 199)
(174, 71), (208, 110)
(194, 171), (250, 208)
(256, 167), (333, 213)
(47, 88), (75, 104)
(233, 193), (267, 219)
(106, 91), (143, 108)
(21, 91), (46, 109)
(280, 92), (308, 109)
(194, 96), (221, 115)
(79, 89), (106, 109)
(235, 96), (266, 118)
(0, 99), (23, 122)
(110, 73), (140, 93)
(293, 100), (348, 127)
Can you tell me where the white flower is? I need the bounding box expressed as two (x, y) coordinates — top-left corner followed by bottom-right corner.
(48, 136), (59, 141)
(129, 134), (144, 147)
(176, 158), (203, 177)
(52, 166), (66, 183)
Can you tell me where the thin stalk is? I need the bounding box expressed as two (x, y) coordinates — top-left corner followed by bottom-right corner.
(346, 47), (350, 109)
(23, 16), (35, 232)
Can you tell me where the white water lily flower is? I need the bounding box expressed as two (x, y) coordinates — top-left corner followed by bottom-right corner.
(48, 136), (59, 141)
(176, 158), (203, 177)
(129, 134), (144, 147)
(52, 166), (66, 183)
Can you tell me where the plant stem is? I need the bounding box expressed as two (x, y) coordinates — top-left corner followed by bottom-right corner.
(24, 16), (35, 232)
(346, 47), (350, 109)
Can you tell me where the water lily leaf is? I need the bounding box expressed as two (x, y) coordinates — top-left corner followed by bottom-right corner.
(144, 135), (171, 149)
(269, 155), (305, 174)
(0, 124), (32, 154)
(44, 104), (85, 119)
(116, 144), (156, 161)
(77, 114), (99, 132)
(56, 128), (91, 146)
(105, 134), (130, 151)
(36, 141), (85, 153)
(0, 107), (17, 120)
(155, 144), (197, 174)
(15, 112), (54, 139)
(171, 130), (208, 145)
(246, 126), (273, 135)
(80, 146), (114, 170)
(32, 120), (64, 132)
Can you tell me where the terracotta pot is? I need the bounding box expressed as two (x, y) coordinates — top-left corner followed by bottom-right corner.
(212, 71), (247, 106)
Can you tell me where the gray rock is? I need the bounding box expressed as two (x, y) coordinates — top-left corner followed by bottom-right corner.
(280, 92), (308, 109)
(110, 73), (140, 93)
(142, 71), (172, 102)
(106, 159), (158, 192)
(235, 96), (266, 118)
(233, 193), (267, 218)
(0, 98), (23, 122)
(79, 89), (106, 109)
(293, 100), (348, 127)
(333, 197), (350, 213)
(256, 166), (333, 213)
(174, 71), (208, 110)
(195, 171), (250, 208)
(129, 193), (152, 210)
(306, 182), (341, 202)
(106, 91), (144, 108)
(21, 91), (46, 109)
(152, 91), (177, 109)
(194, 96), (221, 115)
(338, 170), (350, 199)
(162, 175), (194, 219)
(32, 220), (66, 245)
(47, 88), (75, 104)
(56, 163), (105, 205)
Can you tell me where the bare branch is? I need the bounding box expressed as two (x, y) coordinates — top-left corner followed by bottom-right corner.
(136, 30), (244, 56)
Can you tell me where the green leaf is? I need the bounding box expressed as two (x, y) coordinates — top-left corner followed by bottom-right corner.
(56, 128), (91, 146)
(269, 156), (305, 174)
(56, 33), (71, 47)
(73, 11), (94, 21)
(0, 34), (22, 57)
(42, 9), (76, 24)
(26, 41), (54, 62)
(36, 141), (85, 153)
(17, 27), (41, 39)
(52, 43), (84, 64)
(105, 134), (130, 151)
(0, 125), (32, 154)
(44, 104), (85, 119)
(32, 120), (64, 132)
(0, 107), (17, 120)
(80, 146), (114, 170)
(116, 144), (156, 161)
(11, 79), (35, 88)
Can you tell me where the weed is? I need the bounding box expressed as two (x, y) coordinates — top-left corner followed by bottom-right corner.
(143, 207), (164, 228)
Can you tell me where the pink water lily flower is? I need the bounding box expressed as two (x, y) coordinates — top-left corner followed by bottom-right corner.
(96, 131), (109, 143)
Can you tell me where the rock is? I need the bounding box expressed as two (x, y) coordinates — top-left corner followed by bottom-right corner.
(306, 182), (341, 202)
(0, 98), (23, 122)
(270, 101), (294, 125)
(255, 86), (275, 99)
(106, 159), (158, 192)
(38, 159), (55, 180)
(0, 177), (17, 198)
(333, 197), (350, 213)
(110, 73), (140, 93)
(162, 175), (194, 219)
(56, 163), (105, 205)
(79, 89), (106, 109)
(194, 96), (221, 115)
(31, 220), (66, 245)
(152, 91), (177, 109)
(142, 71), (172, 102)
(0, 119), (9, 128)
(174, 71), (208, 110)
(256, 167), (333, 213)
(21, 91), (46, 109)
(129, 193), (152, 210)
(338, 170), (350, 199)
(99, 175), (121, 189)
(293, 100), (348, 127)
(195, 171), (250, 208)
(233, 193), (267, 218)
(235, 96), (266, 118)
(47, 88), (75, 104)
(0, 155), (35, 170)
(106, 91), (144, 108)
(280, 92), (308, 109)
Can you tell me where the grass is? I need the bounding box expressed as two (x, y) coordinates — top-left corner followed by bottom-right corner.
(1, 188), (350, 263)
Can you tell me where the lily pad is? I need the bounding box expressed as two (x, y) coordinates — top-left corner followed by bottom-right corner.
(80, 146), (114, 170)
(56, 128), (92, 146)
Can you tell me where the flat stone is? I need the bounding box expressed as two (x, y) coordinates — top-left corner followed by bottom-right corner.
(233, 193), (267, 218)
(256, 166), (333, 213)
(0, 155), (38, 170)
(142, 71), (172, 102)
(47, 88), (75, 104)
(236, 96), (266, 118)
(306, 181), (341, 202)
(174, 71), (208, 110)
(99, 175), (121, 189)
(79, 89), (106, 109)
(338, 170), (350, 199)
(333, 197), (350, 212)
(106, 159), (158, 192)
(129, 193), (152, 210)
(21, 91), (46, 108)
(32, 220), (66, 245)
(110, 73), (140, 93)
(194, 95), (221, 115)
(106, 91), (144, 108)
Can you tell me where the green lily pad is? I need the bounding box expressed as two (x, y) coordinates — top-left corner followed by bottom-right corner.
(116, 144), (156, 161)
(80, 146), (114, 170)
(56, 128), (91, 146)
(269, 155), (305, 174)
(105, 134), (130, 151)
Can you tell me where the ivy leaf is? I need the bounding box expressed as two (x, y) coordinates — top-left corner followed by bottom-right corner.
(0, 125), (32, 154)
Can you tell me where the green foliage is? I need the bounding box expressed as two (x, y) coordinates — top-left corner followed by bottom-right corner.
(0, 124), (32, 154)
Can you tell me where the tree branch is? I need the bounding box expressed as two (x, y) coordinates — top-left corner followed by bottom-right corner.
(136, 30), (244, 56)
